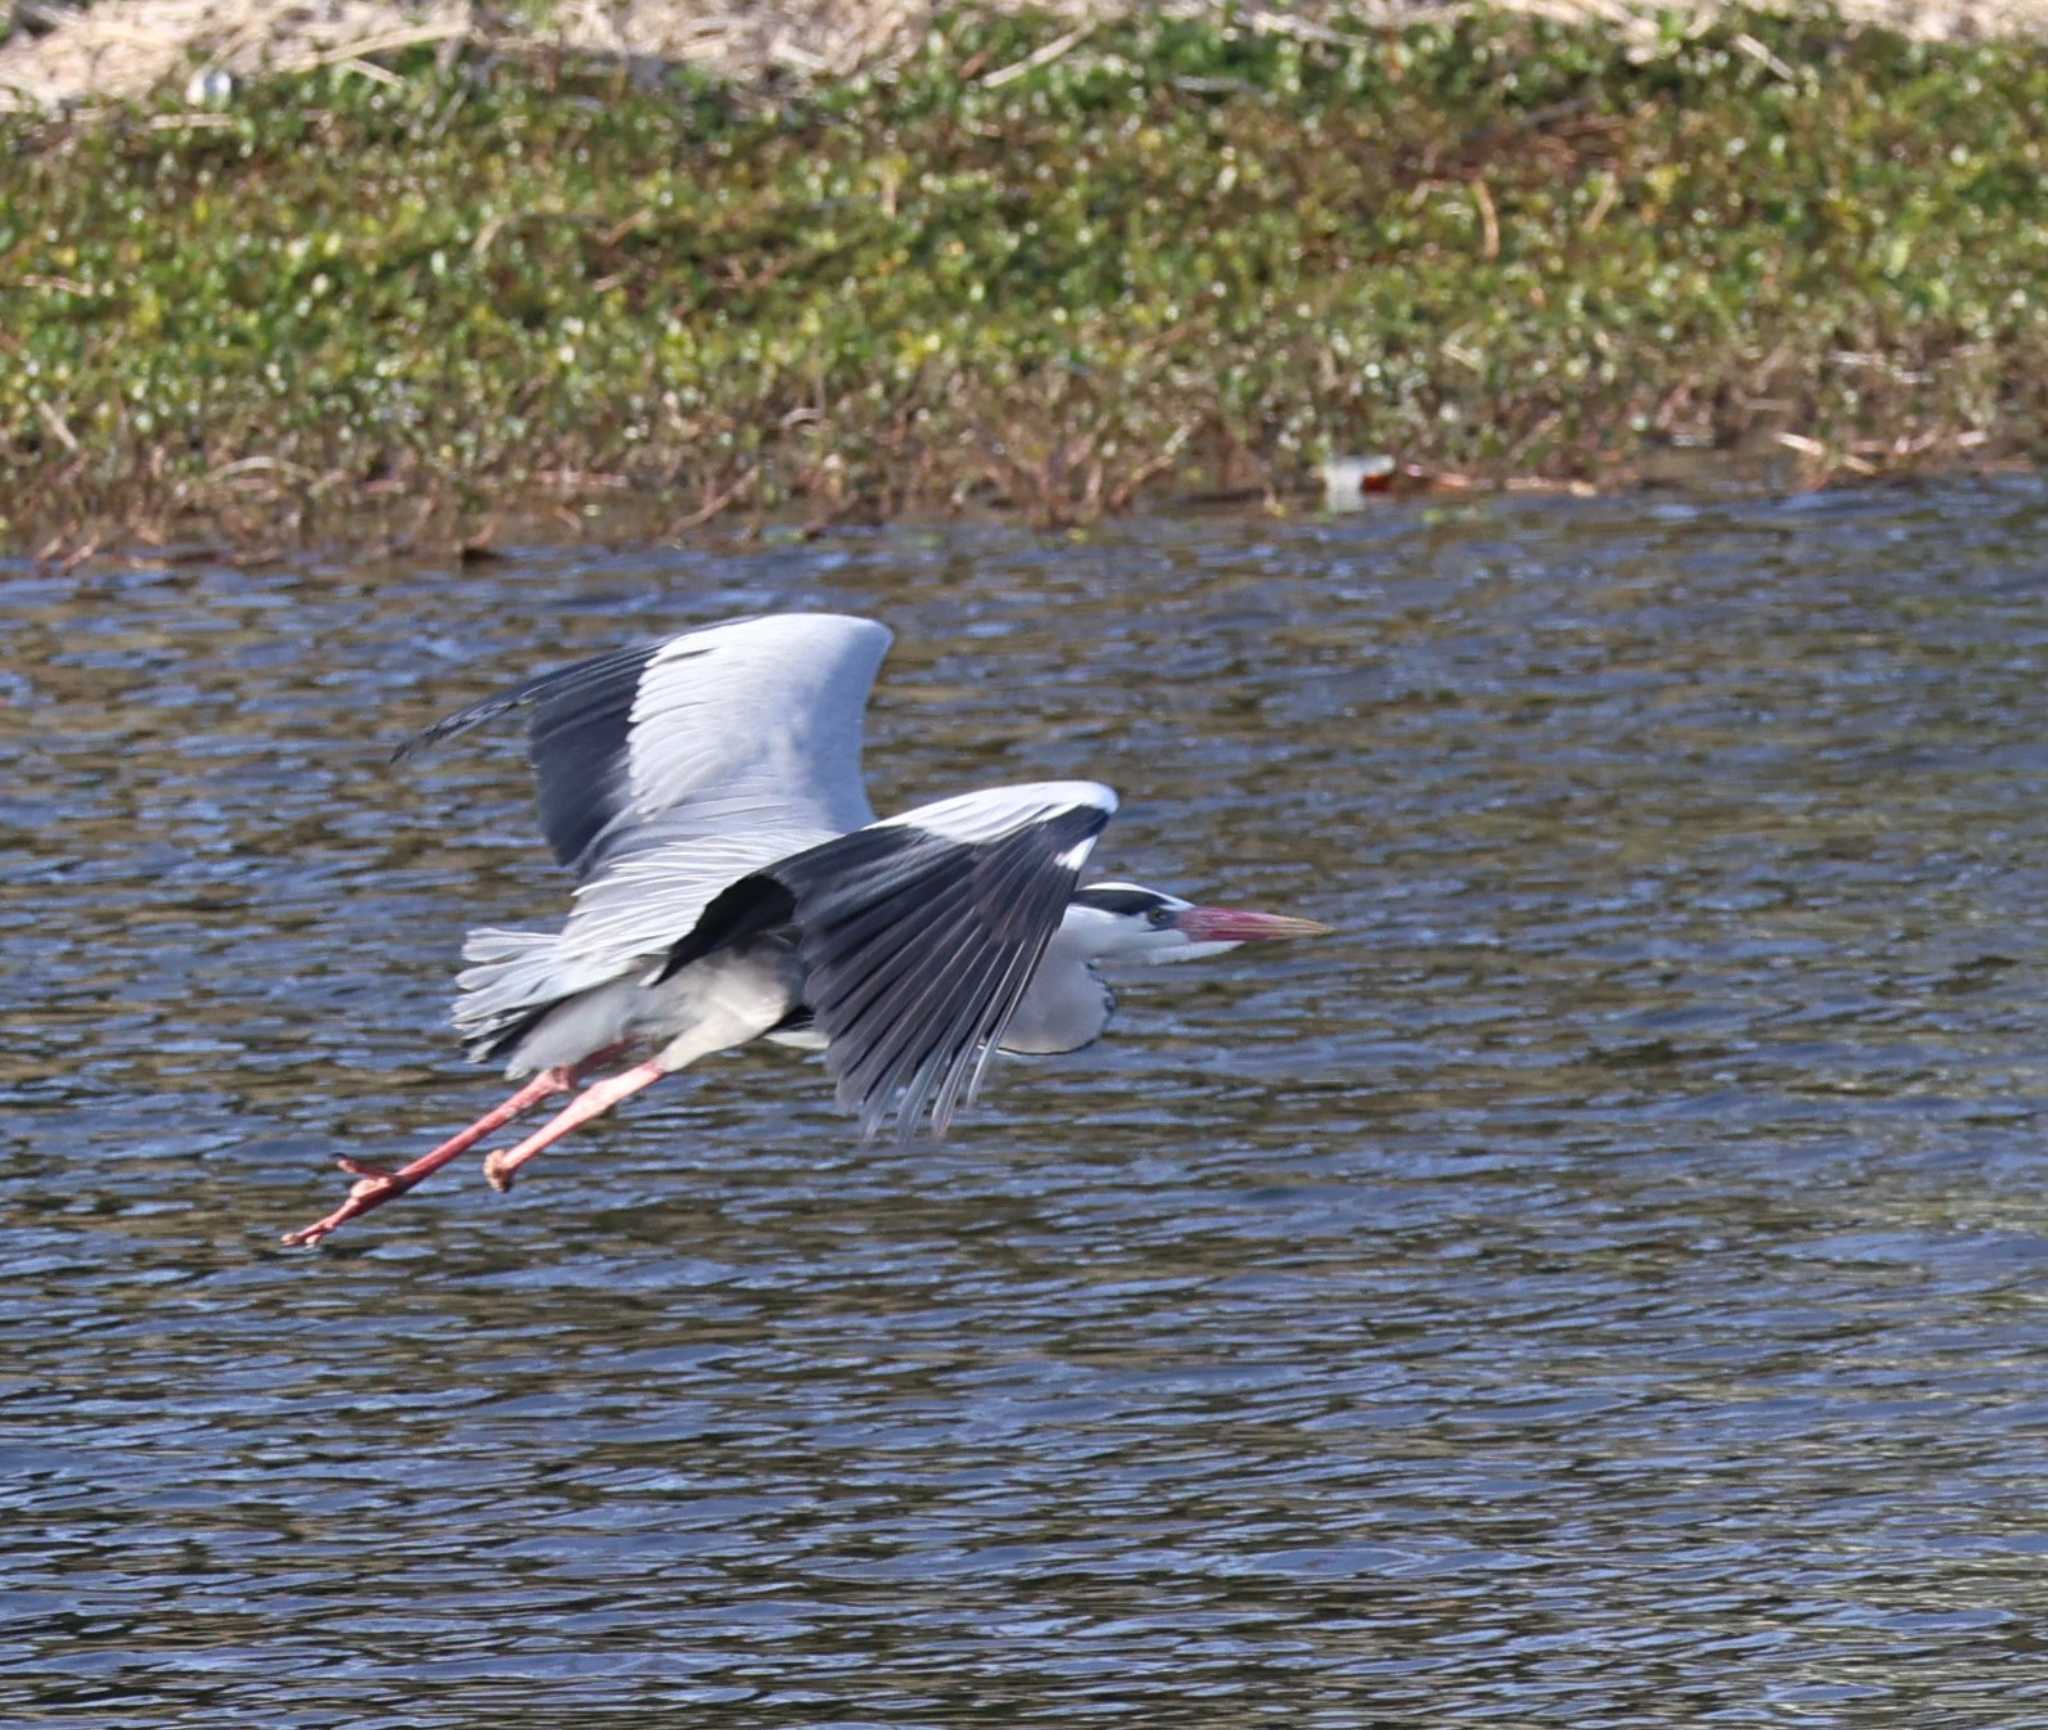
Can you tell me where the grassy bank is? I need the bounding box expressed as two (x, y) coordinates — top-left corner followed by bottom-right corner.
(5, 5), (2048, 549)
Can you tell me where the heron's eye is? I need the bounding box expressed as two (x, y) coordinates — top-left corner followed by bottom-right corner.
(1145, 906), (1176, 929)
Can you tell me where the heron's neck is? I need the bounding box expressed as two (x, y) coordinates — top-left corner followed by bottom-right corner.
(1003, 924), (1115, 1055)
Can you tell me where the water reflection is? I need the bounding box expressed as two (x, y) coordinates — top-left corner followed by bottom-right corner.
(5, 485), (2048, 1721)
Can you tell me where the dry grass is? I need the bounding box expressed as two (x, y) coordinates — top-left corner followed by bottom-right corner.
(7, 0), (2048, 114)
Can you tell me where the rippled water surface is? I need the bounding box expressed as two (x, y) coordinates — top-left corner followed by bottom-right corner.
(7, 487), (2048, 1725)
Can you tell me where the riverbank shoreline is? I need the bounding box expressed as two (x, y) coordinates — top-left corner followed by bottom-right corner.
(6, 4), (2046, 556)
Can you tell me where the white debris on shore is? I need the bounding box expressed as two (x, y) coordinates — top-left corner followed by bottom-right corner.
(2, 0), (2042, 116)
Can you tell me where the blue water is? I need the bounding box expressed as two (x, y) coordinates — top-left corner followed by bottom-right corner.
(5, 486), (2048, 1723)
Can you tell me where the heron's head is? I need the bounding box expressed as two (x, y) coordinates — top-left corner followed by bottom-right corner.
(1064, 881), (1332, 966)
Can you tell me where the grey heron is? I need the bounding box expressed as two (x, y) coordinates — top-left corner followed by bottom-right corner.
(284, 613), (1330, 1247)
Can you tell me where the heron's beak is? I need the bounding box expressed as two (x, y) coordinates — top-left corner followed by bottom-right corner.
(1174, 906), (1334, 943)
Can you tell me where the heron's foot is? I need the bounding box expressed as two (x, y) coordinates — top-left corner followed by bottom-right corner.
(281, 1160), (416, 1247)
(477, 1059), (671, 1197)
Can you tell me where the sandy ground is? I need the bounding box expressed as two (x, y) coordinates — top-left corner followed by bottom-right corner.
(3, 0), (2043, 114)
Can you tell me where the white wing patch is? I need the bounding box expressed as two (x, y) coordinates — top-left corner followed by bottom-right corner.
(878, 780), (1117, 845)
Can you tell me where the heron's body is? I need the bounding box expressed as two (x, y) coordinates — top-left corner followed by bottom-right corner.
(284, 614), (1327, 1246)
(502, 937), (806, 1078)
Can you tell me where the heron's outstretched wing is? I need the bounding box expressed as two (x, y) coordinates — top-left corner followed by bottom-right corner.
(401, 613), (891, 880)
(746, 781), (1118, 1141)
(407, 614), (894, 1026)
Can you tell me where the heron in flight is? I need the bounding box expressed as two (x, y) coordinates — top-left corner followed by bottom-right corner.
(285, 614), (1329, 1246)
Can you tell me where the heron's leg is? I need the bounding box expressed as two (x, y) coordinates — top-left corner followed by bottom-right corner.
(481, 1060), (670, 1194)
(281, 1064), (580, 1248)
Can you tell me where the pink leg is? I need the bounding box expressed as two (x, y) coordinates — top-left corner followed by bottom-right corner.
(481, 1060), (669, 1194)
(282, 1066), (576, 1248)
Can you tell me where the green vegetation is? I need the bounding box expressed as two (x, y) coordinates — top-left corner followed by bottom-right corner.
(5, 6), (2048, 547)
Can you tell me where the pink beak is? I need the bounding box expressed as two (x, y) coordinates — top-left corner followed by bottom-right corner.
(1174, 906), (1334, 943)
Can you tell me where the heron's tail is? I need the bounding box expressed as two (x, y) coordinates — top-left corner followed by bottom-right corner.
(453, 927), (566, 1066)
